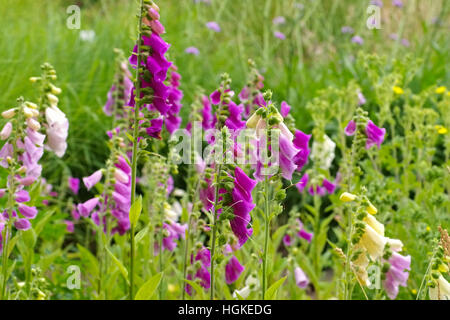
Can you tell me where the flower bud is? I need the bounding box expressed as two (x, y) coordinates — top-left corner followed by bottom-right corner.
(366, 201), (378, 215)
(339, 192), (357, 202)
(29, 77), (40, 83)
(26, 118), (41, 131)
(23, 106), (38, 118)
(25, 101), (38, 109)
(2, 108), (16, 119)
(50, 84), (62, 95)
(47, 93), (59, 106)
(0, 122), (12, 140)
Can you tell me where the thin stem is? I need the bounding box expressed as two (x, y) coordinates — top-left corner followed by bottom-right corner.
(210, 164), (222, 300)
(129, 0), (144, 300)
(262, 175), (270, 300)
(0, 222), (10, 300)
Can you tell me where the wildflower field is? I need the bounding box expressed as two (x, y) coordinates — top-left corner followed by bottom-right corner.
(0, 0), (449, 302)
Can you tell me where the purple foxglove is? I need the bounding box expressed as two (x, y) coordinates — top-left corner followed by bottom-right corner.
(45, 105), (69, 157)
(114, 168), (129, 184)
(18, 204), (38, 219)
(344, 120), (356, 136)
(283, 234), (293, 246)
(0, 142), (13, 168)
(280, 101), (291, 117)
(68, 177), (80, 194)
(146, 117), (164, 139)
(225, 256), (245, 284)
(83, 170), (102, 190)
(230, 167), (257, 247)
(365, 120), (386, 149)
(64, 220), (75, 233)
(14, 218), (31, 231)
(26, 128), (45, 146)
(322, 178), (336, 194)
(0, 122), (12, 140)
(293, 130), (311, 171)
(383, 252), (411, 299)
(77, 197), (99, 217)
(295, 173), (309, 193)
(209, 90), (221, 105)
(294, 266), (310, 288)
(15, 190), (30, 203)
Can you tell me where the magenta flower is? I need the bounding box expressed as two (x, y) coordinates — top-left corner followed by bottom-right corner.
(365, 120), (386, 149)
(292, 129), (311, 171)
(283, 234), (293, 246)
(294, 266), (310, 288)
(322, 178), (336, 194)
(82, 170), (103, 190)
(280, 101), (291, 118)
(14, 218), (31, 231)
(68, 177), (80, 195)
(185, 46), (200, 55)
(209, 90), (221, 105)
(225, 256), (245, 284)
(295, 173), (309, 193)
(297, 219), (313, 242)
(230, 167), (257, 247)
(15, 190), (30, 203)
(77, 197), (99, 217)
(274, 31), (286, 40)
(383, 252), (411, 299)
(344, 120), (356, 136)
(225, 102), (246, 131)
(18, 204), (38, 219)
(146, 117), (164, 139)
(64, 220), (75, 233)
(0, 143), (13, 168)
(206, 21), (221, 32)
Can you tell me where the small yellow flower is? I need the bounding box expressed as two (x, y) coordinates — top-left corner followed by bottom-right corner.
(411, 289), (417, 295)
(393, 86), (404, 95)
(435, 86), (447, 94)
(339, 192), (357, 202)
(435, 125), (448, 135)
(168, 284), (176, 293)
(366, 201), (378, 215)
(438, 263), (449, 273)
(426, 226), (431, 232)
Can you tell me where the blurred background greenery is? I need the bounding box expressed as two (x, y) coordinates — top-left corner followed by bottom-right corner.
(0, 0), (448, 181)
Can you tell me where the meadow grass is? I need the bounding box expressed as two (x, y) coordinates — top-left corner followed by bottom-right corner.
(1, 0), (447, 179)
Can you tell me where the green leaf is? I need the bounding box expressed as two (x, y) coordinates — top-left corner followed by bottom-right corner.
(129, 195), (143, 228)
(106, 247), (129, 285)
(264, 276), (287, 300)
(135, 225), (149, 244)
(134, 272), (163, 300)
(76, 244), (99, 277)
(34, 209), (55, 236)
(184, 279), (206, 300)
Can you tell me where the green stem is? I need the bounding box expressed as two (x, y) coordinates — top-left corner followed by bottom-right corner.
(262, 176), (270, 300)
(0, 222), (10, 300)
(210, 164), (222, 300)
(129, 0), (144, 300)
